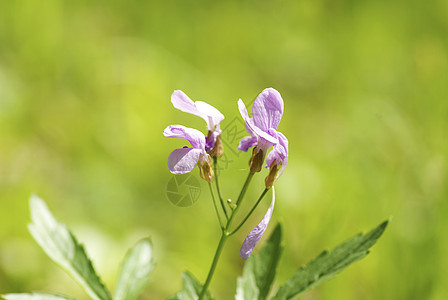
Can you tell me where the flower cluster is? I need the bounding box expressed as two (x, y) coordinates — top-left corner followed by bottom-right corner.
(163, 90), (224, 182)
(238, 88), (288, 188)
(163, 88), (288, 261)
(237, 88), (288, 259)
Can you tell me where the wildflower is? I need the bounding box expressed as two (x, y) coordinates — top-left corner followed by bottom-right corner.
(171, 90), (225, 157)
(163, 125), (213, 182)
(237, 88), (285, 173)
(240, 189), (276, 260)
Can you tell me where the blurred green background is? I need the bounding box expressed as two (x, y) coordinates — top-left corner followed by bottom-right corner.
(0, 0), (447, 299)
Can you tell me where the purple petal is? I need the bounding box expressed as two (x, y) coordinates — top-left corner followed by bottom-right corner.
(237, 136), (258, 152)
(266, 131), (288, 176)
(196, 101), (225, 130)
(252, 88), (284, 132)
(171, 90), (224, 131)
(163, 125), (205, 149)
(238, 99), (278, 145)
(238, 99), (256, 137)
(240, 189), (276, 260)
(167, 147), (203, 174)
(276, 131), (288, 175)
(171, 90), (202, 118)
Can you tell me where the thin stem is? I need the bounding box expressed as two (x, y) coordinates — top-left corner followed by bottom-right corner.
(208, 182), (224, 230)
(213, 157), (229, 220)
(198, 232), (228, 300)
(226, 172), (254, 230)
(198, 171), (254, 299)
(229, 188), (270, 236)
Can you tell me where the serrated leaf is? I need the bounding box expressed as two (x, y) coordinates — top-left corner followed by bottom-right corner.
(236, 223), (283, 300)
(272, 220), (389, 300)
(28, 195), (112, 300)
(114, 238), (154, 300)
(1, 293), (74, 300)
(167, 271), (213, 300)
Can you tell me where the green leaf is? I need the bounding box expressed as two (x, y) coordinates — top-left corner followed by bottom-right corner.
(236, 261), (259, 300)
(1, 293), (74, 300)
(28, 195), (112, 300)
(272, 220), (389, 300)
(236, 223), (283, 300)
(167, 271), (213, 300)
(114, 238), (154, 300)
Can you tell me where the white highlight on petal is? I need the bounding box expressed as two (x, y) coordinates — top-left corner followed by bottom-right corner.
(167, 147), (203, 174)
(196, 101), (224, 130)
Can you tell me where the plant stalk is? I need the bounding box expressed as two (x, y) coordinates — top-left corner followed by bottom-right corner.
(198, 171), (254, 299)
(213, 157), (229, 220)
(229, 188), (270, 236)
(198, 232), (228, 300)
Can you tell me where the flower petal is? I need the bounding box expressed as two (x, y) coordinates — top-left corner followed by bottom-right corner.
(238, 99), (256, 137)
(238, 99), (278, 145)
(163, 125), (205, 149)
(240, 188), (276, 260)
(172, 90), (224, 132)
(237, 136), (258, 152)
(252, 88), (284, 132)
(276, 132), (288, 176)
(196, 101), (225, 130)
(171, 90), (202, 118)
(266, 131), (288, 176)
(167, 147), (203, 174)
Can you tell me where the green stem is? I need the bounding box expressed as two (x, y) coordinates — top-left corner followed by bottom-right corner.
(226, 172), (254, 230)
(213, 157), (229, 220)
(229, 188), (270, 236)
(198, 171), (254, 299)
(208, 182), (224, 230)
(198, 232), (228, 300)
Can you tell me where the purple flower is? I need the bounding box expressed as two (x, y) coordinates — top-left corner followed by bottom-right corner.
(163, 125), (214, 182)
(240, 188), (276, 260)
(237, 88), (288, 179)
(171, 90), (225, 153)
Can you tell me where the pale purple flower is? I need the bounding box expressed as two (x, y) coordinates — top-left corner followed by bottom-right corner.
(163, 124), (213, 181)
(240, 188), (276, 260)
(237, 88), (288, 175)
(171, 90), (225, 152)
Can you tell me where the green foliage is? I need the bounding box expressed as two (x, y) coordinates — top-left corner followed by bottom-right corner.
(167, 272), (213, 300)
(0, 1), (446, 298)
(28, 195), (112, 300)
(7, 196), (154, 300)
(114, 238), (154, 300)
(236, 223), (283, 300)
(272, 220), (389, 300)
(1, 294), (74, 300)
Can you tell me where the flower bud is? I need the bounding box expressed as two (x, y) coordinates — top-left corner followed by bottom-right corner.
(198, 154), (214, 182)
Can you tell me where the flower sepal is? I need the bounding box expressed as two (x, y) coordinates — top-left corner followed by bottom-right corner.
(249, 147), (266, 173)
(265, 160), (279, 189)
(207, 132), (224, 158)
(198, 154), (214, 182)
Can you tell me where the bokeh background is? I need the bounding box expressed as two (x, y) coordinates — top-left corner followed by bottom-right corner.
(1, 1), (447, 299)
